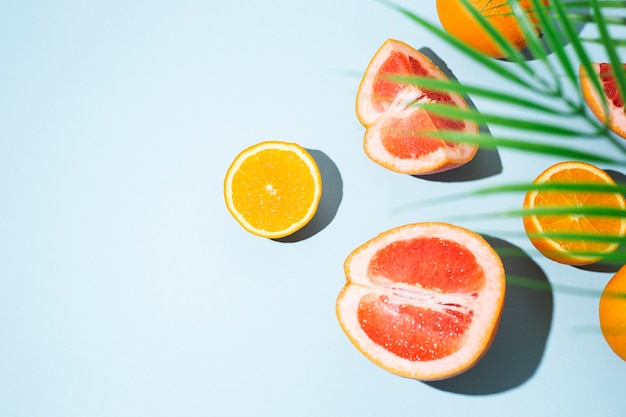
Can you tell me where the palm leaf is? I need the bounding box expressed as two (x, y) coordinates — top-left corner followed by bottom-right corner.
(415, 102), (587, 135)
(564, 0), (626, 8)
(592, 0), (626, 112)
(376, 0), (626, 263)
(384, 0), (626, 149)
(379, 0), (541, 91)
(422, 130), (622, 162)
(386, 75), (565, 114)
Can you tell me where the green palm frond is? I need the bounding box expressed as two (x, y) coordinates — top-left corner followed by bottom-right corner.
(381, 0), (626, 159)
(375, 0), (626, 267)
(420, 129), (622, 162)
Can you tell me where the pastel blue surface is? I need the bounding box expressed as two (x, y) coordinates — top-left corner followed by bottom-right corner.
(1, 1), (625, 416)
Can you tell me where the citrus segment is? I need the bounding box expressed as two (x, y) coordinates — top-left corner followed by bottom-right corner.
(356, 39), (478, 175)
(378, 108), (445, 159)
(522, 161), (626, 265)
(367, 237), (485, 291)
(336, 222), (505, 380)
(599, 266), (626, 361)
(358, 293), (473, 362)
(580, 63), (626, 139)
(436, 0), (548, 59)
(223, 141), (322, 239)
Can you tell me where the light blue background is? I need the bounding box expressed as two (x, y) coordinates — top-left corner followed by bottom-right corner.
(1, 1), (624, 416)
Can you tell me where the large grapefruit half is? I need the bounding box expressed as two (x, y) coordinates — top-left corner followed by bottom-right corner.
(336, 222), (505, 380)
(580, 62), (626, 139)
(356, 39), (479, 175)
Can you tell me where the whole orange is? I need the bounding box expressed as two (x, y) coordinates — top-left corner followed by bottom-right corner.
(599, 265), (626, 361)
(436, 0), (549, 58)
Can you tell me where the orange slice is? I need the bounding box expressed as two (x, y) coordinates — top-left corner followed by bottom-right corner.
(336, 222), (506, 380)
(522, 161), (626, 265)
(599, 265), (626, 361)
(355, 39), (478, 175)
(580, 62), (626, 139)
(223, 141), (322, 239)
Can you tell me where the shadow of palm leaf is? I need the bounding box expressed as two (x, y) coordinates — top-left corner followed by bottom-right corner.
(426, 236), (553, 395)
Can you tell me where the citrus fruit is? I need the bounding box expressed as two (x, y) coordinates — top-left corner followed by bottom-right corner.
(223, 141), (322, 239)
(580, 62), (626, 139)
(336, 222), (506, 380)
(436, 0), (548, 59)
(355, 39), (478, 175)
(522, 161), (626, 265)
(599, 265), (626, 361)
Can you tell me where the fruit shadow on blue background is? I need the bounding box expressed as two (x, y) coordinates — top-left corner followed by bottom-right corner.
(415, 47), (502, 182)
(275, 149), (343, 243)
(576, 168), (626, 273)
(426, 236), (553, 395)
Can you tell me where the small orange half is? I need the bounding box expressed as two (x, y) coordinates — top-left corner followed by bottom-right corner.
(224, 141), (322, 239)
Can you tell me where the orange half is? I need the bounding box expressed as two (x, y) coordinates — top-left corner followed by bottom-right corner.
(523, 161), (626, 265)
(223, 141), (322, 239)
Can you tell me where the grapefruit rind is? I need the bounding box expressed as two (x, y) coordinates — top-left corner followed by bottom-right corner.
(356, 40), (429, 127)
(223, 141), (322, 239)
(580, 63), (626, 140)
(355, 39), (479, 175)
(336, 222), (506, 380)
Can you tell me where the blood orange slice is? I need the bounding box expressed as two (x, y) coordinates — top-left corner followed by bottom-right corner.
(356, 39), (478, 175)
(580, 62), (626, 139)
(336, 222), (505, 380)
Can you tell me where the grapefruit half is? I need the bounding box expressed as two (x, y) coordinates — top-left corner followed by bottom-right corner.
(580, 62), (626, 139)
(336, 222), (506, 380)
(356, 39), (479, 175)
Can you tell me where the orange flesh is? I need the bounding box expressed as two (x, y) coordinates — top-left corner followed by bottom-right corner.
(531, 168), (623, 254)
(230, 149), (316, 232)
(358, 238), (486, 361)
(372, 51), (465, 159)
(600, 267), (626, 361)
